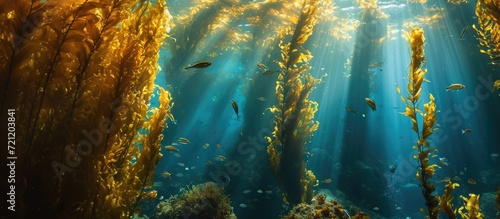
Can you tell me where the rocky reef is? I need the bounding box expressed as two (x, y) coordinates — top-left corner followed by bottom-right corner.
(281, 194), (370, 219)
(154, 182), (236, 219)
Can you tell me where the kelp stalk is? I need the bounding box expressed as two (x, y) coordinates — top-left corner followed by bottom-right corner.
(397, 28), (440, 218)
(266, 0), (320, 205)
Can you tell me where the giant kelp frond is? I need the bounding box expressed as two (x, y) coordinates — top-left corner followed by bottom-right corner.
(267, 0), (321, 205)
(458, 194), (484, 219)
(0, 0), (172, 218)
(126, 89), (173, 217)
(397, 28), (440, 219)
(0, 0), (49, 114)
(439, 181), (460, 219)
(473, 0), (500, 65)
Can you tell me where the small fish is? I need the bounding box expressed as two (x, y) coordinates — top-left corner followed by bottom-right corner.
(459, 26), (469, 40)
(491, 153), (499, 159)
(441, 177), (451, 183)
(257, 63), (269, 71)
(468, 178), (476, 185)
(368, 62), (384, 68)
(389, 164), (397, 173)
(453, 176), (461, 181)
(203, 143), (209, 149)
(231, 100), (240, 120)
(239, 203), (248, 208)
(345, 107), (358, 114)
(365, 97), (376, 111)
(216, 143), (224, 148)
(257, 97), (267, 101)
(439, 157), (449, 166)
(215, 155), (227, 161)
(361, 113), (366, 117)
(283, 196), (289, 204)
(190, 166), (196, 170)
(171, 142), (179, 146)
(178, 162), (185, 167)
(262, 70), (279, 76)
(178, 137), (190, 144)
(206, 160), (212, 166)
(462, 129), (472, 134)
(184, 61), (211, 70)
(243, 190), (251, 194)
(395, 206), (402, 210)
(373, 207), (379, 211)
(446, 83), (465, 91)
(174, 153), (181, 157)
(257, 190), (263, 194)
(161, 171), (171, 178)
(322, 179), (332, 183)
(165, 145), (179, 152)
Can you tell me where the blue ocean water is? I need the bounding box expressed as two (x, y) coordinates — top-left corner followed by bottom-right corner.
(148, 0), (500, 218)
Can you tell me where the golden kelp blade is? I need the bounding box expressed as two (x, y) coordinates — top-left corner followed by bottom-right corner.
(458, 194), (484, 218)
(494, 80), (500, 92)
(473, 0), (500, 66)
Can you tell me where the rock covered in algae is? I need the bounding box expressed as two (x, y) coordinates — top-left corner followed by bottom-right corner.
(281, 194), (370, 219)
(154, 182), (236, 219)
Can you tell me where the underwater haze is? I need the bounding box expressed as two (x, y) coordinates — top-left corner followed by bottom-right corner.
(2, 0), (500, 218)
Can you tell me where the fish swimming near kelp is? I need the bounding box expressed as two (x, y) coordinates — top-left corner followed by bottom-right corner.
(365, 98), (376, 111)
(462, 129), (472, 134)
(345, 107), (358, 114)
(446, 83), (465, 91)
(459, 26), (469, 40)
(184, 61), (212, 70)
(231, 100), (239, 120)
(257, 63), (269, 71)
(439, 157), (449, 166)
(262, 70), (280, 76)
(165, 145), (180, 152)
(389, 164), (397, 173)
(178, 137), (190, 144)
(368, 62), (384, 68)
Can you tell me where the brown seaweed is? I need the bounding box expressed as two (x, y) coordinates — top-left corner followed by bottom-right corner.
(397, 27), (440, 219)
(266, 0), (321, 205)
(0, 0), (172, 217)
(473, 0), (500, 65)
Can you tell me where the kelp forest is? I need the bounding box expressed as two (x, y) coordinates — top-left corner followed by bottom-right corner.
(1, 0), (500, 219)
